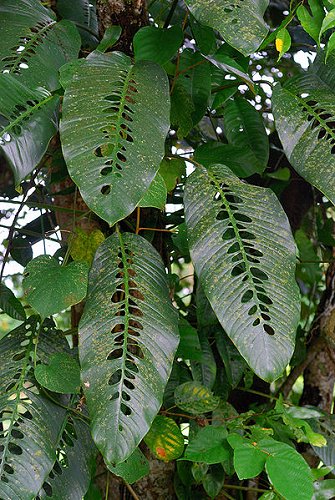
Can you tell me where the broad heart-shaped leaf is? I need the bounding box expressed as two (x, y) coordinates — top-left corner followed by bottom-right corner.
(0, 317), (71, 499)
(60, 51), (170, 226)
(174, 381), (220, 415)
(260, 438), (313, 500)
(0, 283), (25, 321)
(0, 0), (80, 91)
(183, 426), (230, 464)
(227, 433), (266, 479)
(35, 353), (81, 394)
(23, 256), (89, 319)
(144, 416), (184, 461)
(184, 164), (300, 382)
(0, 75), (59, 184)
(184, 0), (269, 56)
(79, 232), (179, 464)
(224, 96), (269, 170)
(272, 52), (335, 205)
(133, 25), (184, 66)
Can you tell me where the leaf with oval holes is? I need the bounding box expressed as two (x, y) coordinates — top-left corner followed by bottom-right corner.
(272, 52), (335, 205)
(184, 0), (269, 56)
(184, 425), (230, 464)
(35, 353), (81, 394)
(0, 283), (26, 321)
(79, 232), (179, 464)
(107, 448), (149, 484)
(174, 381), (220, 415)
(0, 0), (81, 91)
(138, 172), (167, 209)
(60, 51), (170, 226)
(0, 75), (59, 184)
(133, 25), (184, 66)
(184, 163), (300, 382)
(144, 416), (184, 462)
(0, 317), (78, 498)
(23, 256), (89, 319)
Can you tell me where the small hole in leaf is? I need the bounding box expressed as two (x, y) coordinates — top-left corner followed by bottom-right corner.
(101, 185), (111, 195)
(241, 290), (253, 303)
(42, 482), (53, 497)
(107, 348), (123, 360)
(121, 403), (132, 416)
(248, 305), (257, 315)
(250, 268), (268, 281)
(122, 391), (130, 401)
(8, 443), (22, 455)
(264, 324), (275, 335)
(101, 166), (113, 176)
(109, 369), (122, 385)
(4, 464), (14, 474)
(110, 391), (119, 401)
(252, 318), (260, 326)
(222, 227), (235, 241)
(124, 379), (135, 390)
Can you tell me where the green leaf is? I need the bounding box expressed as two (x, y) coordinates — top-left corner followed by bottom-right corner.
(202, 464), (225, 498)
(57, 0), (99, 48)
(184, 0), (269, 56)
(320, 9), (335, 41)
(107, 448), (149, 484)
(174, 381), (220, 415)
(69, 227), (105, 265)
(159, 157), (185, 192)
(79, 232), (179, 464)
(0, 283), (25, 321)
(134, 25), (184, 65)
(326, 31), (335, 61)
(170, 81), (195, 139)
(184, 164), (300, 382)
(260, 438), (314, 500)
(224, 96), (269, 169)
(297, 0), (324, 43)
(60, 51), (170, 225)
(0, 317), (74, 498)
(184, 426), (230, 464)
(23, 256), (89, 318)
(189, 14), (217, 55)
(138, 172), (167, 209)
(145, 415), (184, 461)
(96, 25), (122, 53)
(275, 28), (291, 61)
(227, 434), (267, 479)
(35, 353), (81, 394)
(0, 75), (59, 184)
(272, 53), (335, 205)
(313, 479), (335, 500)
(177, 317), (202, 362)
(0, 0), (81, 91)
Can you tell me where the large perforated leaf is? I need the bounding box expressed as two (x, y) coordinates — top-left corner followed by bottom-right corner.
(0, 0), (80, 91)
(79, 232), (179, 464)
(60, 51), (170, 226)
(0, 318), (68, 499)
(0, 75), (59, 184)
(184, 0), (269, 56)
(184, 164), (300, 381)
(272, 52), (335, 205)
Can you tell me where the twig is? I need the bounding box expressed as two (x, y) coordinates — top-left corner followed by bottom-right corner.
(224, 484), (269, 493)
(163, 0), (178, 28)
(135, 207), (140, 235)
(125, 482), (140, 500)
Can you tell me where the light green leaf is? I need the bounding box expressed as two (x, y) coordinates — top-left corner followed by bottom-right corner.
(275, 28), (291, 60)
(184, 0), (269, 56)
(0, 0), (81, 91)
(60, 51), (170, 226)
(138, 172), (167, 209)
(320, 9), (335, 41)
(260, 438), (314, 500)
(227, 434), (267, 479)
(184, 164), (300, 381)
(79, 232), (179, 464)
(35, 353), (81, 394)
(224, 96), (269, 168)
(159, 157), (185, 192)
(297, 0), (324, 43)
(107, 448), (149, 484)
(174, 381), (220, 415)
(0, 75), (59, 184)
(326, 31), (335, 61)
(134, 25), (184, 65)
(23, 256), (89, 318)
(145, 416), (184, 461)
(184, 426), (230, 464)
(0, 283), (25, 321)
(69, 227), (105, 265)
(272, 53), (335, 205)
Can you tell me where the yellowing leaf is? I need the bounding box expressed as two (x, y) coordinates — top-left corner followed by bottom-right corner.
(69, 227), (105, 265)
(275, 28), (291, 60)
(144, 416), (184, 462)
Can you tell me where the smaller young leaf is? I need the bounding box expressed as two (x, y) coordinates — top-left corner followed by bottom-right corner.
(326, 31), (335, 61)
(96, 26), (122, 53)
(23, 256), (89, 318)
(260, 438), (314, 500)
(159, 157), (185, 192)
(0, 283), (26, 320)
(192, 462), (209, 482)
(202, 464), (225, 499)
(227, 434), (267, 479)
(69, 227), (105, 265)
(319, 9), (335, 41)
(138, 172), (167, 209)
(184, 426), (230, 464)
(144, 416), (184, 461)
(174, 381), (220, 415)
(297, 0), (324, 43)
(134, 25), (183, 65)
(275, 28), (291, 61)
(107, 448), (149, 484)
(35, 353), (81, 393)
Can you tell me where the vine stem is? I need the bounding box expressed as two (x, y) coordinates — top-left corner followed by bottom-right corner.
(125, 482), (140, 500)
